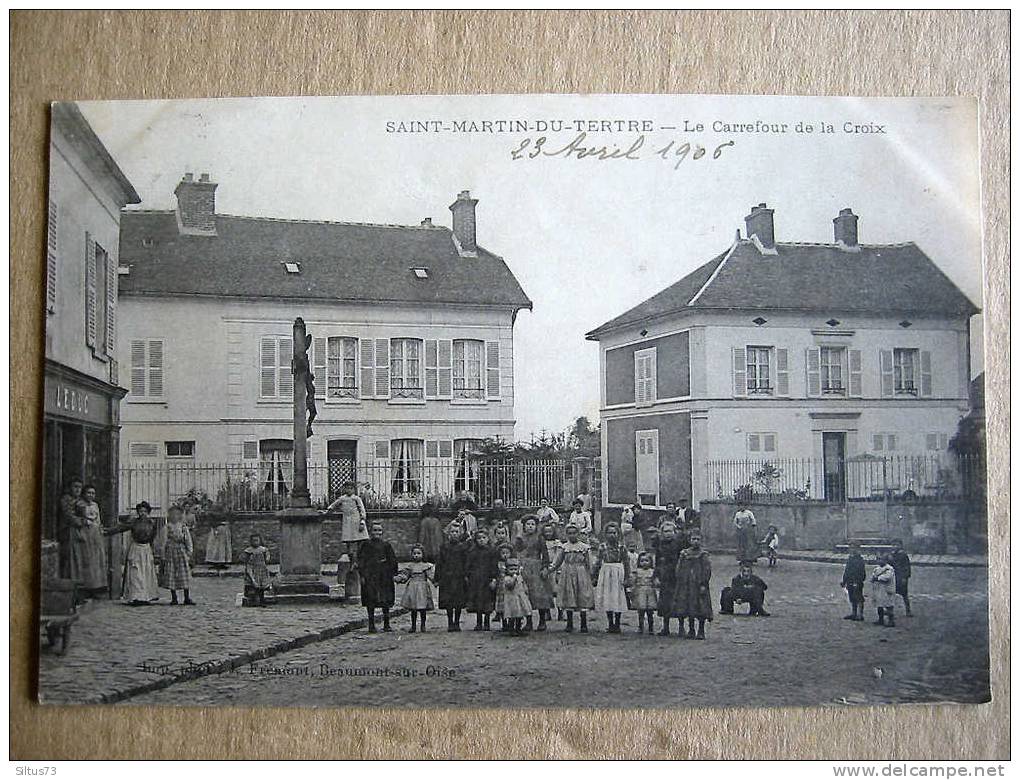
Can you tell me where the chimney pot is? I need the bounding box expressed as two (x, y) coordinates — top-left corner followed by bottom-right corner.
(174, 171), (218, 236)
(833, 207), (859, 247)
(744, 203), (775, 250)
(449, 190), (479, 252)
(421, 217), (433, 227)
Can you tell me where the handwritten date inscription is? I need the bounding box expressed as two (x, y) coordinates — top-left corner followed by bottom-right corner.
(510, 132), (735, 170)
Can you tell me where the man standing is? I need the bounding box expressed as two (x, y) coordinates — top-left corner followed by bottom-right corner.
(890, 545), (913, 617)
(720, 563), (770, 616)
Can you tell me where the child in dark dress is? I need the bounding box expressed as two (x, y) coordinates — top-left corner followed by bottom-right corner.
(357, 521), (398, 633)
(673, 530), (713, 640)
(841, 541), (867, 621)
(465, 528), (498, 631)
(435, 521), (469, 631)
(653, 521), (685, 636)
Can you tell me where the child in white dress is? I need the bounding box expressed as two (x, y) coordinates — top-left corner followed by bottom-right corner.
(397, 543), (435, 632)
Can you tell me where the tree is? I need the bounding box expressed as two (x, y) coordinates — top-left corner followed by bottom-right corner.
(566, 416), (601, 458)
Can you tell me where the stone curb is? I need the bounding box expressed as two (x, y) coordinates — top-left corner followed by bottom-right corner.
(776, 552), (986, 568)
(100, 607), (409, 704)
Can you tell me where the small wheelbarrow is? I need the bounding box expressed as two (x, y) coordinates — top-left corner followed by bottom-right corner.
(40, 578), (79, 655)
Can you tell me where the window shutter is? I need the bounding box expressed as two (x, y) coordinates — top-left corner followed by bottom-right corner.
(374, 440), (390, 460)
(147, 340), (164, 397)
(775, 348), (789, 396)
(748, 434), (760, 452)
(486, 340), (501, 399)
(880, 350), (894, 397)
(848, 349), (863, 397)
(763, 434), (777, 453)
(260, 337), (277, 398)
(129, 442), (159, 459)
(130, 339), (146, 396)
(360, 338), (375, 398)
(85, 232), (97, 348)
(278, 336), (294, 398)
(887, 435), (897, 451)
(920, 350), (933, 397)
(242, 441), (258, 460)
(926, 433), (938, 450)
(313, 336), (327, 400)
(939, 433), (948, 449)
(424, 339), (439, 399)
(439, 440), (453, 458)
(105, 249), (117, 354)
(46, 200), (57, 313)
(805, 348), (821, 397)
(873, 434), (884, 451)
(732, 347), (747, 397)
(425, 440), (439, 459)
(438, 339), (453, 399)
(634, 352), (646, 404)
(374, 338), (390, 399)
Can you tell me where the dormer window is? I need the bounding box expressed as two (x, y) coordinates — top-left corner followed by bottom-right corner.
(412, 267), (429, 279)
(283, 262), (301, 274)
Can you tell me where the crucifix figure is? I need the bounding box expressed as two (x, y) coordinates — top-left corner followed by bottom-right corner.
(289, 317), (315, 509)
(292, 321), (318, 438)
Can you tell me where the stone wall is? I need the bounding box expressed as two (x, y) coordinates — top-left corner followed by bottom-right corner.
(698, 499), (986, 554)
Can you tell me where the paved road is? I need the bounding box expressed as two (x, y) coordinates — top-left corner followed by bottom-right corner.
(129, 560), (990, 708)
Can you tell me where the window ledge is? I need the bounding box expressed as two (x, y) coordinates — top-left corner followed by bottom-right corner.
(127, 398), (166, 404)
(388, 399), (427, 406)
(256, 399), (292, 406)
(450, 398), (489, 406)
(324, 398), (362, 406)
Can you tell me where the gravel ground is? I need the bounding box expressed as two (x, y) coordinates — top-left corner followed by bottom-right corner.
(126, 559), (990, 709)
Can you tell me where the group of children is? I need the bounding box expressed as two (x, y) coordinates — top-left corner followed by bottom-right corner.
(841, 542), (913, 627)
(354, 511), (718, 639)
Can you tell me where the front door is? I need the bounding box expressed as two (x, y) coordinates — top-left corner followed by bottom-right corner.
(822, 432), (847, 503)
(635, 429), (659, 507)
(327, 439), (358, 502)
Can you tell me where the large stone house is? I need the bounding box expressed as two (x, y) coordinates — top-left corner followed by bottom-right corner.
(586, 203), (979, 508)
(43, 102), (140, 548)
(116, 175), (531, 510)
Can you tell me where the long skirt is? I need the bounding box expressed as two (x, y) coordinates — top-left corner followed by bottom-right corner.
(558, 561), (595, 610)
(400, 578), (435, 610)
(631, 584), (658, 611)
(162, 539), (192, 590)
(71, 524), (107, 591)
(594, 562), (628, 612)
(521, 557), (554, 610)
(502, 583), (533, 618)
(121, 542), (159, 602)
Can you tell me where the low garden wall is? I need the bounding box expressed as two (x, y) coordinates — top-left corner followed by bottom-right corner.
(698, 499), (986, 554)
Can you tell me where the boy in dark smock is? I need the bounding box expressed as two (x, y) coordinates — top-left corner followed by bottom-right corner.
(357, 521), (398, 632)
(653, 522), (686, 636)
(465, 528), (499, 630)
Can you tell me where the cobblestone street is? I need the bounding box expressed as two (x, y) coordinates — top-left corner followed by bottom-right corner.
(73, 559), (992, 709)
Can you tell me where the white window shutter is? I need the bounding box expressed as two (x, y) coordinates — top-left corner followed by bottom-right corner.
(873, 434), (884, 451)
(360, 338), (375, 398)
(85, 232), (97, 349)
(880, 350), (894, 397)
(425, 440), (439, 459)
(148, 340), (164, 397)
(130, 339), (146, 396)
(805, 348), (821, 397)
(848, 349), (863, 397)
(634, 352), (646, 404)
(647, 349), (657, 402)
(439, 440), (453, 458)
(260, 337), (277, 398)
(920, 350), (933, 397)
(374, 338), (390, 399)
(424, 339), (439, 399)
(732, 347), (747, 397)
(763, 434), (777, 453)
(748, 434), (760, 452)
(486, 340), (501, 399)
(312, 336), (327, 400)
(887, 435), (897, 451)
(278, 336), (294, 398)
(438, 339), (453, 399)
(46, 200), (57, 313)
(105, 249), (117, 354)
(775, 348), (789, 396)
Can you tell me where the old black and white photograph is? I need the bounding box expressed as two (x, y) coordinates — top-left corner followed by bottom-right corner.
(38, 94), (989, 709)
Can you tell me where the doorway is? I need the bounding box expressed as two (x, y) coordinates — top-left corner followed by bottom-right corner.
(327, 439), (358, 502)
(822, 432), (847, 503)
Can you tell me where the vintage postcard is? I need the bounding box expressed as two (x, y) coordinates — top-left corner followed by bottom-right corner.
(38, 94), (988, 708)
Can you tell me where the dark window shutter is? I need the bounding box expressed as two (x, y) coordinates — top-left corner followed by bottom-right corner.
(278, 336), (294, 399)
(85, 232), (97, 348)
(260, 337), (277, 398)
(148, 340), (164, 397)
(46, 201), (57, 313)
(313, 336), (327, 400)
(130, 339), (146, 396)
(486, 340), (501, 399)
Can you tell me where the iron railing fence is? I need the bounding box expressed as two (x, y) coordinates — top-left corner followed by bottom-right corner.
(706, 453), (986, 504)
(119, 459), (581, 514)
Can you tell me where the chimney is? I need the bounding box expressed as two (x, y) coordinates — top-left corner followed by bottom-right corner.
(744, 202), (775, 251)
(420, 217), (433, 227)
(833, 207), (859, 248)
(449, 190), (479, 252)
(174, 172), (217, 235)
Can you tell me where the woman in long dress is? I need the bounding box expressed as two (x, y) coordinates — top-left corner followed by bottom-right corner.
(733, 504), (759, 563)
(71, 484), (108, 596)
(116, 501), (159, 605)
(56, 477), (84, 579)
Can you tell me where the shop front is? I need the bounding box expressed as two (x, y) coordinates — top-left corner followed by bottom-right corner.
(42, 359), (125, 576)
